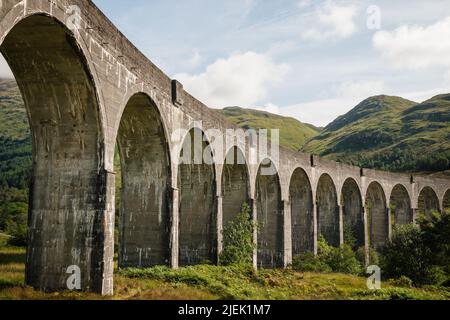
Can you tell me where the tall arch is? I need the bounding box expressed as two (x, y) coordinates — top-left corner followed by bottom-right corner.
(390, 185), (412, 226)
(316, 174), (339, 247)
(221, 147), (250, 228)
(0, 15), (107, 292)
(289, 168), (314, 255)
(178, 128), (217, 265)
(366, 182), (388, 248)
(256, 159), (283, 268)
(444, 189), (450, 212)
(341, 178), (364, 248)
(418, 187), (440, 218)
(117, 93), (171, 268)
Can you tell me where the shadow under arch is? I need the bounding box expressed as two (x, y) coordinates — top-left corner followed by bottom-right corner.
(366, 182), (388, 249)
(418, 186), (440, 218)
(289, 167), (314, 254)
(390, 184), (412, 226)
(444, 189), (450, 212)
(0, 14), (106, 292)
(221, 146), (250, 228)
(178, 127), (217, 266)
(256, 158), (283, 268)
(316, 174), (339, 247)
(341, 178), (364, 248)
(117, 92), (172, 268)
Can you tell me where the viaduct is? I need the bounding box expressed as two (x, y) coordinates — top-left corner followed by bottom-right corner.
(0, 0), (449, 295)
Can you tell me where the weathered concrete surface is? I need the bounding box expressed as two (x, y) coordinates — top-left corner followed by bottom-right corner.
(117, 93), (171, 268)
(390, 184), (412, 225)
(290, 168), (314, 254)
(0, 0), (449, 295)
(221, 147), (250, 227)
(341, 178), (364, 248)
(418, 186), (440, 218)
(366, 182), (389, 249)
(256, 161), (283, 268)
(316, 174), (340, 247)
(178, 129), (217, 266)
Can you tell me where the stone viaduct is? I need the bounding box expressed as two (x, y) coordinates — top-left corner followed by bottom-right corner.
(1, 0), (449, 295)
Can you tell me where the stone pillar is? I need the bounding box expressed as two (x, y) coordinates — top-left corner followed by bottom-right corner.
(362, 206), (370, 266)
(217, 195), (223, 264)
(94, 170), (116, 296)
(25, 168), (115, 295)
(339, 204), (345, 246)
(170, 188), (180, 269)
(411, 208), (419, 225)
(283, 200), (292, 267)
(312, 202), (318, 255)
(251, 199), (258, 270)
(387, 207), (393, 240)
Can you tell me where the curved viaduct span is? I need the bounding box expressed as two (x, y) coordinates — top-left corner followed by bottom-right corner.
(1, 0), (450, 295)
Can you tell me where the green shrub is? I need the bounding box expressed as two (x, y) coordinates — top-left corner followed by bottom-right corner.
(219, 203), (255, 266)
(293, 236), (362, 275)
(324, 244), (363, 275)
(356, 246), (379, 266)
(381, 224), (433, 286)
(292, 252), (331, 273)
(381, 212), (450, 287)
(390, 276), (413, 288)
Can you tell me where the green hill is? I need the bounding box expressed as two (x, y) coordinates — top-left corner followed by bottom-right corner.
(219, 106), (321, 151)
(302, 95), (450, 173)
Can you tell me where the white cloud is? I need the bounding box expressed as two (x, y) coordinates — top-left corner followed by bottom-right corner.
(175, 51), (289, 108)
(373, 16), (450, 70)
(301, 1), (358, 41)
(255, 103), (280, 115)
(187, 49), (202, 70)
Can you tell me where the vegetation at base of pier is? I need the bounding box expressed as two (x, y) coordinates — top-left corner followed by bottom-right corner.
(0, 245), (449, 300)
(292, 236), (365, 275)
(219, 203), (255, 266)
(381, 211), (450, 287)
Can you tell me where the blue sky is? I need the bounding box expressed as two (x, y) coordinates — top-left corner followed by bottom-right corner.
(2, 0), (450, 126)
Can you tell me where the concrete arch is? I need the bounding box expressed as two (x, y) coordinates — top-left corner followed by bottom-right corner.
(418, 186), (440, 218)
(289, 168), (314, 254)
(221, 146), (250, 227)
(341, 178), (364, 248)
(316, 174), (340, 247)
(117, 93), (171, 268)
(256, 158), (283, 268)
(178, 127), (217, 266)
(0, 13), (107, 292)
(444, 189), (450, 212)
(390, 184), (412, 226)
(366, 182), (388, 248)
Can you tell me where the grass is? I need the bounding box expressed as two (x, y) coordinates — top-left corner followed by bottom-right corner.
(0, 246), (448, 300)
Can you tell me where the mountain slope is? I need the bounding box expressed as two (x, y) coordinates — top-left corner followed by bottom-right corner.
(219, 106), (321, 151)
(302, 95), (450, 173)
(0, 79), (31, 190)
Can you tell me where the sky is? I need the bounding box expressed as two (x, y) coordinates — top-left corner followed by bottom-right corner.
(2, 0), (450, 127)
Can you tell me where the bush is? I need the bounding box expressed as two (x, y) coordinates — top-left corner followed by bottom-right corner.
(356, 246), (379, 266)
(293, 236), (362, 275)
(390, 276), (414, 288)
(381, 224), (435, 286)
(324, 244), (363, 275)
(292, 252), (331, 273)
(219, 203), (255, 266)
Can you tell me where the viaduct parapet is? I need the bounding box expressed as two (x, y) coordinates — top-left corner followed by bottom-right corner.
(0, 0), (449, 295)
